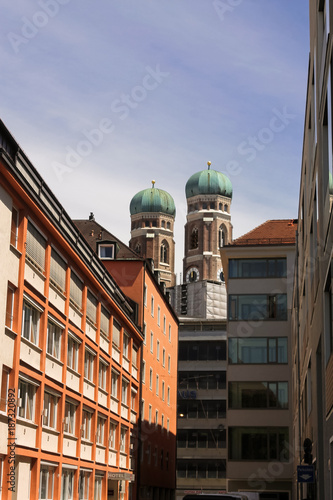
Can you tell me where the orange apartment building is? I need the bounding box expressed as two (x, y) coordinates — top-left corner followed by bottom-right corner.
(74, 218), (179, 500)
(0, 119), (144, 500)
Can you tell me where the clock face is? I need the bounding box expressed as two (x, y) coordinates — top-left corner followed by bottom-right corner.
(186, 267), (199, 283)
(217, 267), (225, 282)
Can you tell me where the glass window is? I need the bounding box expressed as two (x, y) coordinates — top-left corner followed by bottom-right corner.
(26, 221), (46, 272)
(67, 334), (79, 371)
(98, 244), (114, 259)
(79, 470), (90, 500)
(61, 469), (74, 500)
(39, 465), (55, 500)
(109, 421), (117, 449)
(228, 337), (288, 364)
(112, 319), (121, 348)
(122, 379), (129, 405)
(5, 285), (15, 329)
(10, 206), (19, 248)
(111, 371), (119, 399)
(228, 427), (289, 461)
(86, 291), (97, 325)
(229, 258), (287, 278)
(94, 476), (102, 500)
(47, 320), (62, 359)
(123, 333), (129, 359)
(100, 306), (110, 338)
(18, 379), (36, 421)
(22, 300), (40, 345)
(98, 359), (108, 390)
(69, 271), (83, 309)
(43, 391), (58, 428)
(50, 249), (67, 293)
(84, 350), (95, 382)
(96, 416), (105, 445)
(64, 401), (76, 434)
(82, 409), (92, 441)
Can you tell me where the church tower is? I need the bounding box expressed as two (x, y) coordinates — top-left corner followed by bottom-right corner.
(183, 162), (232, 283)
(129, 181), (176, 287)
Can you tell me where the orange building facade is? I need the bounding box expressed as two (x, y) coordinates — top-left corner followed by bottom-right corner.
(74, 219), (179, 500)
(0, 121), (143, 500)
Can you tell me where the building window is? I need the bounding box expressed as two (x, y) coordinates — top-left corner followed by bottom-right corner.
(22, 300), (41, 345)
(120, 427), (127, 453)
(155, 410), (159, 428)
(149, 405), (152, 425)
(111, 371), (119, 399)
(109, 421), (117, 449)
(69, 271), (83, 310)
(112, 319), (121, 349)
(157, 306), (161, 326)
(228, 381), (288, 409)
(86, 290), (97, 326)
(162, 348), (166, 367)
(64, 401), (76, 434)
(162, 381), (165, 401)
(228, 294), (288, 321)
(67, 333), (80, 371)
(0, 366), (10, 413)
(167, 386), (170, 405)
(228, 337), (288, 364)
(39, 465), (56, 500)
(18, 378), (36, 421)
(156, 374), (159, 396)
(61, 469), (74, 500)
(79, 470), (90, 500)
(169, 325), (171, 343)
(168, 355), (171, 373)
(84, 349), (95, 382)
(228, 427), (289, 461)
(123, 333), (129, 359)
(150, 331), (154, 353)
(143, 322), (147, 344)
(100, 306), (110, 338)
(178, 399), (226, 419)
(219, 225), (227, 247)
(163, 316), (166, 335)
(156, 340), (160, 360)
(177, 429), (226, 449)
(151, 295), (154, 317)
(98, 359), (108, 390)
(149, 368), (153, 390)
(50, 248), (67, 293)
(177, 459), (226, 479)
(96, 416), (106, 445)
(94, 476), (102, 500)
(190, 227), (198, 249)
(179, 371), (226, 390)
(46, 320), (63, 359)
(132, 346), (138, 369)
(98, 243), (115, 260)
(10, 206), (19, 248)
(43, 391), (58, 429)
(141, 400), (145, 422)
(5, 284), (15, 329)
(26, 221), (46, 272)
(142, 360), (146, 384)
(122, 379), (129, 406)
(81, 409), (92, 441)
(131, 389), (137, 412)
(178, 340), (226, 361)
(144, 285), (147, 307)
(229, 258), (287, 279)
(160, 240), (169, 263)
(135, 243), (141, 256)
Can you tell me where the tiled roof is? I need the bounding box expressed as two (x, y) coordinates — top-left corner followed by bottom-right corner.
(230, 219), (298, 246)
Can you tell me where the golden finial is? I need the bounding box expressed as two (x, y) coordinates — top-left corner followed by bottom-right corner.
(207, 161), (211, 169)
(152, 180), (156, 188)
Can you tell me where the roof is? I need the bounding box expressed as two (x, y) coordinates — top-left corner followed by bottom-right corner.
(130, 186), (176, 216)
(185, 167), (232, 199)
(74, 217), (140, 259)
(230, 219), (298, 246)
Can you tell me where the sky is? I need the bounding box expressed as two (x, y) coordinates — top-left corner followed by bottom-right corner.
(1, 0), (309, 280)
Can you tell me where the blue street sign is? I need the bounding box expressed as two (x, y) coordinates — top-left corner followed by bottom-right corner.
(297, 465), (315, 483)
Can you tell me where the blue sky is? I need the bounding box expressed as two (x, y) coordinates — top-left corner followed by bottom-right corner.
(1, 0), (309, 279)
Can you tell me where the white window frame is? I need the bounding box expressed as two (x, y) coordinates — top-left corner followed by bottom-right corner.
(18, 378), (37, 421)
(81, 409), (92, 441)
(111, 371), (119, 400)
(43, 391), (58, 429)
(64, 401), (76, 435)
(109, 421), (117, 449)
(156, 340), (160, 361)
(67, 333), (80, 371)
(22, 299), (41, 345)
(84, 348), (95, 383)
(46, 319), (63, 360)
(98, 359), (108, 390)
(61, 468), (75, 500)
(39, 464), (56, 500)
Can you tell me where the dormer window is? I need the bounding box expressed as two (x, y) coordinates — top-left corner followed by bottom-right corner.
(97, 242), (115, 260)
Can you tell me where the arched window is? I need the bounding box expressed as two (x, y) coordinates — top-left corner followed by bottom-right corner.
(135, 243), (141, 255)
(190, 228), (199, 249)
(161, 220), (165, 228)
(219, 225), (227, 248)
(160, 240), (169, 263)
(219, 203), (222, 211)
(224, 204), (228, 213)
(166, 222), (171, 230)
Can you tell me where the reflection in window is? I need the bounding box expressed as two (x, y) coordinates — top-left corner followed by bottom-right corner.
(229, 381), (288, 409)
(228, 337), (288, 364)
(229, 294), (287, 321)
(228, 427), (289, 461)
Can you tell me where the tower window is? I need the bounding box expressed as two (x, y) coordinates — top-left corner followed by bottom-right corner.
(135, 243), (141, 256)
(190, 228), (198, 249)
(161, 220), (165, 228)
(161, 240), (169, 264)
(224, 204), (228, 212)
(167, 222), (171, 230)
(219, 203), (222, 211)
(219, 225), (227, 248)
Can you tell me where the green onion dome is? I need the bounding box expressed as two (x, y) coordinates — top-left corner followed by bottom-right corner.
(130, 181), (176, 216)
(185, 162), (232, 199)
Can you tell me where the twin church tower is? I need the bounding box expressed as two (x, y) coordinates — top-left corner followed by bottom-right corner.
(129, 162), (233, 291)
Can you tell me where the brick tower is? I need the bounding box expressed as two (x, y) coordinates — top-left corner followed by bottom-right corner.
(183, 162), (232, 283)
(129, 181), (176, 287)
